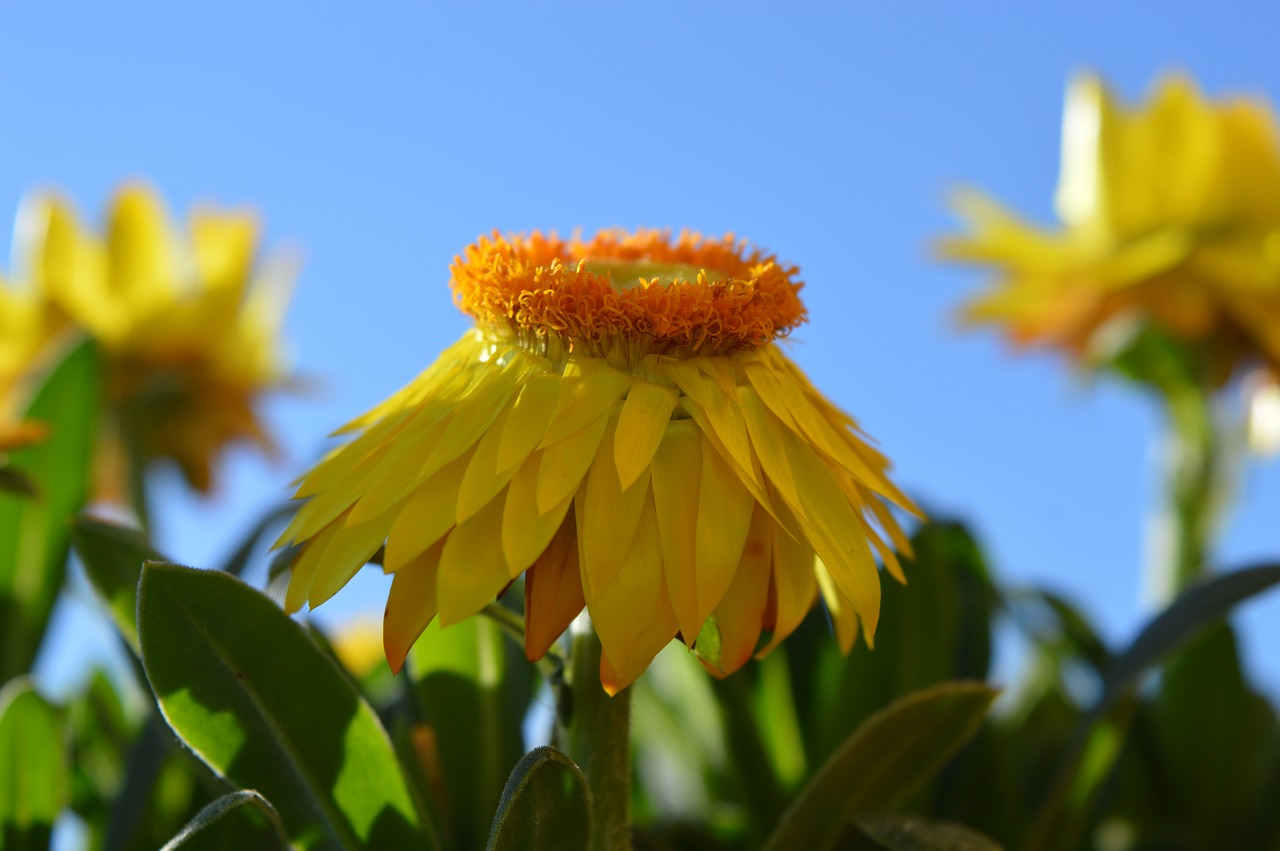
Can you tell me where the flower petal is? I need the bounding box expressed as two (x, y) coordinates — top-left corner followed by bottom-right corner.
(437, 490), (512, 625)
(383, 449), (473, 573)
(651, 419), (703, 645)
(383, 540), (444, 674)
(578, 416), (653, 596)
(614, 378), (678, 490)
(524, 515), (584, 661)
(702, 503), (773, 677)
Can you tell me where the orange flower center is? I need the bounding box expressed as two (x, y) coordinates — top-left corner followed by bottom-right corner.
(450, 229), (807, 361)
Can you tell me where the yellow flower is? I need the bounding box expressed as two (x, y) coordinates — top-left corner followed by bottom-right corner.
(11, 185), (293, 496)
(279, 230), (918, 693)
(942, 73), (1280, 383)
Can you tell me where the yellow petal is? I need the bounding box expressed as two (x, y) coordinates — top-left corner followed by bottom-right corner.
(578, 416), (653, 597)
(614, 378), (678, 490)
(503, 449), (576, 572)
(457, 399), (520, 523)
(308, 513), (393, 607)
(538, 358), (631, 448)
(280, 443), (388, 544)
(758, 502), (818, 656)
(694, 433), (754, 630)
(292, 407), (415, 500)
(596, 533), (680, 693)
(497, 372), (561, 472)
(524, 514), (584, 661)
(419, 364), (525, 482)
(383, 450), (473, 573)
(661, 359), (756, 483)
(745, 349), (914, 509)
(651, 419), (703, 645)
(436, 490), (512, 625)
(739, 385), (880, 632)
(383, 540), (444, 674)
(191, 209), (257, 318)
(537, 413), (610, 515)
(284, 513), (347, 613)
(867, 494), (915, 560)
(815, 557), (860, 653)
(107, 185), (177, 310)
(680, 396), (775, 511)
(583, 491), (665, 674)
(702, 503), (772, 677)
(345, 412), (452, 526)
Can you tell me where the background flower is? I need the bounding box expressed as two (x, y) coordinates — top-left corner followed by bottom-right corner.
(942, 73), (1280, 385)
(7, 184), (294, 501)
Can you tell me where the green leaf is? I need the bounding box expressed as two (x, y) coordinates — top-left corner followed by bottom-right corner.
(763, 681), (999, 851)
(1148, 623), (1277, 845)
(0, 339), (101, 680)
(72, 516), (163, 657)
(160, 790), (289, 850)
(0, 678), (70, 851)
(1025, 563), (1280, 851)
(486, 746), (591, 851)
(137, 562), (436, 851)
(407, 612), (535, 850)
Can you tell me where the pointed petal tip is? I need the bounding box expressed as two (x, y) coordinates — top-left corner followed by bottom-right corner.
(384, 645), (407, 676)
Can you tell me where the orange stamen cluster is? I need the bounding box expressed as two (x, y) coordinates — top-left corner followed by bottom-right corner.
(450, 229), (807, 355)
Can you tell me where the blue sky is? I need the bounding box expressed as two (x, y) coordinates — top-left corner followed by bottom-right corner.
(4, 2), (1279, 696)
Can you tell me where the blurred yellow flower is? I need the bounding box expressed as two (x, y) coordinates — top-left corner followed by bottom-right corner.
(327, 617), (387, 680)
(279, 230), (918, 694)
(942, 73), (1280, 384)
(10, 185), (293, 497)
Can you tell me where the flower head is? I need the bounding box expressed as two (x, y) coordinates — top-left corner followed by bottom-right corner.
(942, 74), (1280, 384)
(280, 230), (918, 693)
(9, 184), (293, 496)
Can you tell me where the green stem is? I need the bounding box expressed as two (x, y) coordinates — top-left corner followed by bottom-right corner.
(1153, 385), (1221, 596)
(559, 618), (632, 851)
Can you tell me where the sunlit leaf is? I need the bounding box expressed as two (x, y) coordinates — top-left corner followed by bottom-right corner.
(0, 339), (101, 681)
(486, 746), (591, 851)
(0, 679), (70, 851)
(138, 562), (436, 851)
(763, 681), (999, 851)
(160, 790), (289, 851)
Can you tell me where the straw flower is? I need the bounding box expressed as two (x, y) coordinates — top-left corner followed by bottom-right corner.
(280, 230), (918, 693)
(12, 184), (293, 497)
(942, 73), (1280, 385)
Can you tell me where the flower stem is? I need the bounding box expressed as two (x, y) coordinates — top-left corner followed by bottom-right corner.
(559, 616), (632, 851)
(1150, 384), (1222, 598)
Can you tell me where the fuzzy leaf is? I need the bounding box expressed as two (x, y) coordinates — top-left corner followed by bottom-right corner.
(137, 562), (436, 851)
(160, 790), (289, 850)
(486, 747), (591, 851)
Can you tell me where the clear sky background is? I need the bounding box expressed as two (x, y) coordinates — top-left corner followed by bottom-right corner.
(3, 2), (1278, 698)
